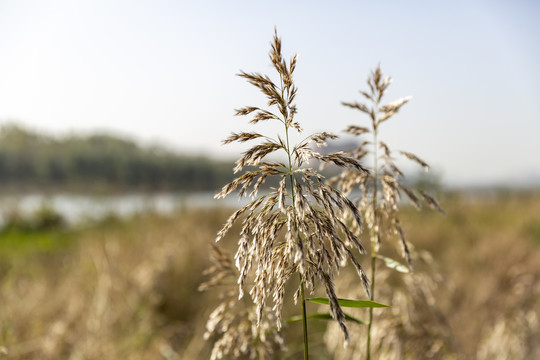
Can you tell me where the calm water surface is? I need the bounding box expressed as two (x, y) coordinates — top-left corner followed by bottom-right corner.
(0, 192), (250, 225)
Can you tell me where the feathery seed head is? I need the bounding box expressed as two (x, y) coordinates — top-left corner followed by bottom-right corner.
(210, 31), (370, 343)
(336, 64), (444, 268)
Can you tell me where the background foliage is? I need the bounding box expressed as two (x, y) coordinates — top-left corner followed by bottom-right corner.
(0, 124), (234, 192)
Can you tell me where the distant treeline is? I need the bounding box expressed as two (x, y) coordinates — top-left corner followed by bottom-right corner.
(0, 124), (235, 192)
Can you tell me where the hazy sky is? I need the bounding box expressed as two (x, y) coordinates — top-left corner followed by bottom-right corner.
(0, 0), (539, 186)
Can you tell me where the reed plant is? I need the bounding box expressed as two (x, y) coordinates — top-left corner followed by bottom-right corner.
(331, 65), (445, 359)
(206, 31), (389, 359)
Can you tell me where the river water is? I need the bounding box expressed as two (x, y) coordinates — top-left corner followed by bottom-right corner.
(0, 192), (249, 225)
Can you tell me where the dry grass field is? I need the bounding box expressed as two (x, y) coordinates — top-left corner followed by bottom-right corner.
(0, 191), (538, 359)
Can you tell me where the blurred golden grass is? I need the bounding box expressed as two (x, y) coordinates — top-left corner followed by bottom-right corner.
(0, 209), (231, 359)
(0, 191), (539, 359)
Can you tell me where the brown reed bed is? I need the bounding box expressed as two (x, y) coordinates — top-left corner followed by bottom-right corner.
(0, 192), (538, 359)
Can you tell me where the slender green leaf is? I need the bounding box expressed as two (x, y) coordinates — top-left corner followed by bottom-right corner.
(307, 297), (390, 308)
(376, 254), (410, 273)
(286, 312), (365, 324)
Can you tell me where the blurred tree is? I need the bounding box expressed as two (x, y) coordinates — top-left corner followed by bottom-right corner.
(0, 124), (235, 192)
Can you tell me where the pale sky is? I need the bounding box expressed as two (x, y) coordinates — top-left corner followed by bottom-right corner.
(0, 0), (539, 186)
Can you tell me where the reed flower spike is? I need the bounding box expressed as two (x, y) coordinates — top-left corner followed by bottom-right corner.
(212, 31), (371, 353)
(332, 64), (445, 360)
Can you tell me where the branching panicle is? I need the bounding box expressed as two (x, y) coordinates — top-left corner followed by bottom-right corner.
(337, 65), (444, 265)
(208, 31), (371, 355)
(337, 64), (444, 360)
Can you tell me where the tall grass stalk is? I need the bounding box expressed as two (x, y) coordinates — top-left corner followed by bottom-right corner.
(365, 109), (379, 360)
(210, 30), (372, 359)
(334, 65), (445, 360)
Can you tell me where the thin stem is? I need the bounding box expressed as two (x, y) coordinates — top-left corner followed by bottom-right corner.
(289, 165), (309, 358)
(288, 152), (309, 359)
(365, 110), (379, 360)
(300, 275), (309, 360)
(366, 254), (376, 360)
(281, 81), (309, 359)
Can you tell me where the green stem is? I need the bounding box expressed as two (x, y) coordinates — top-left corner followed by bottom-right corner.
(289, 168), (308, 359)
(365, 115), (379, 360)
(366, 253), (376, 360)
(281, 83), (309, 359)
(300, 275), (309, 360)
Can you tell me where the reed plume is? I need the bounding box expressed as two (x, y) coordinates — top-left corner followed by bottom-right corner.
(332, 65), (445, 359)
(211, 30), (371, 358)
